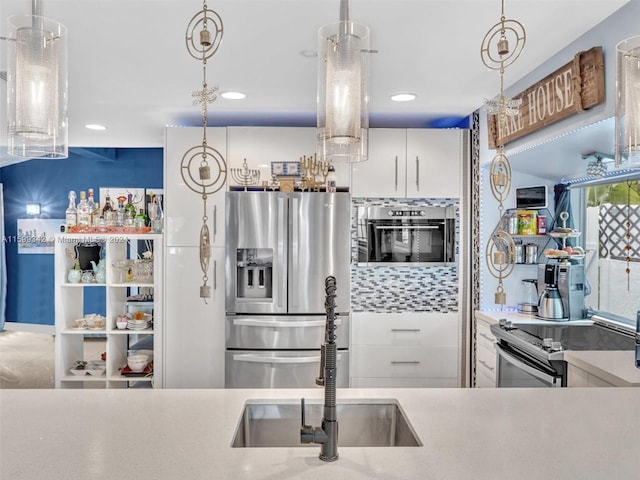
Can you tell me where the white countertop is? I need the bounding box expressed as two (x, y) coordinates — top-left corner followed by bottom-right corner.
(2, 388), (640, 480)
(564, 350), (640, 387)
(475, 309), (594, 326)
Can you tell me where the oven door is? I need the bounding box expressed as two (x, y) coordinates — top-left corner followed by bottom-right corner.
(495, 343), (564, 387)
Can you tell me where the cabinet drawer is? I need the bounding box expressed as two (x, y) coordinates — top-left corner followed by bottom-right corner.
(352, 312), (458, 346)
(476, 343), (496, 381)
(351, 345), (458, 378)
(476, 320), (496, 352)
(351, 377), (459, 388)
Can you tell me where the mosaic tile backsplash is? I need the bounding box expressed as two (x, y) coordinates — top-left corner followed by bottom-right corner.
(351, 198), (459, 313)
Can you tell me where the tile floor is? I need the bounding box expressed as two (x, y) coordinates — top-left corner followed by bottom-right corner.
(0, 331), (105, 389)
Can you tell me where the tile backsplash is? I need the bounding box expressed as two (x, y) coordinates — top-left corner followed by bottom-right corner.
(351, 198), (459, 313)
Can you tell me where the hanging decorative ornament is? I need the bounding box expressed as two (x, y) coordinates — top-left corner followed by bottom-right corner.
(480, 0), (526, 307)
(181, 1), (227, 301)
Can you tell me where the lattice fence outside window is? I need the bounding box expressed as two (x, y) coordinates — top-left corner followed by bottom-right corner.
(599, 204), (640, 261)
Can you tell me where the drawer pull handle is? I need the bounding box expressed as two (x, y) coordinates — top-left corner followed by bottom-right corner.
(390, 361), (421, 365)
(479, 333), (494, 341)
(390, 328), (421, 332)
(479, 360), (495, 372)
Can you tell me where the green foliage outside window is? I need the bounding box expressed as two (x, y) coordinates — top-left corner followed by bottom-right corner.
(586, 181), (640, 207)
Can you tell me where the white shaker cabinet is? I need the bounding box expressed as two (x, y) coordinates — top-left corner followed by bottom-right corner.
(350, 312), (460, 388)
(406, 129), (464, 199)
(227, 127), (351, 189)
(475, 317), (497, 388)
(351, 128), (406, 198)
(163, 127), (227, 248)
(164, 245), (225, 388)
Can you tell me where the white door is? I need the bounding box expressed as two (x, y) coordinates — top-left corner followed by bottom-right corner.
(352, 129), (406, 198)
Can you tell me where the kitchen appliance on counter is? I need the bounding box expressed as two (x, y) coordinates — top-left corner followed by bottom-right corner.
(517, 279), (538, 315)
(225, 191), (351, 388)
(537, 263), (585, 321)
(356, 205), (455, 266)
(491, 318), (636, 387)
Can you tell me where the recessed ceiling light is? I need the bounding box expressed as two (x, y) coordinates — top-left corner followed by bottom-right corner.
(85, 124), (107, 131)
(220, 91), (246, 100)
(390, 93), (417, 102)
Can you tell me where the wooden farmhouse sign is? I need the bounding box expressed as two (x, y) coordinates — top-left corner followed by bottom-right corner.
(488, 46), (605, 148)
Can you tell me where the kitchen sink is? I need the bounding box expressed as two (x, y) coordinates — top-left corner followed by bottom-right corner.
(231, 399), (422, 448)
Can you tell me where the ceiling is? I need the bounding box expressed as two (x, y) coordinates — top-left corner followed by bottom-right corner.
(0, 0), (630, 165)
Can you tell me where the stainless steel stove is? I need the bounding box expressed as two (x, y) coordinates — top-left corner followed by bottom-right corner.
(490, 318), (636, 387)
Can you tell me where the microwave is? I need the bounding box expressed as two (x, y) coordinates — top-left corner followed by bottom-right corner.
(356, 206), (456, 266)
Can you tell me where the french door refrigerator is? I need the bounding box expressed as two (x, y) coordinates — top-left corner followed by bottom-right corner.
(225, 191), (351, 388)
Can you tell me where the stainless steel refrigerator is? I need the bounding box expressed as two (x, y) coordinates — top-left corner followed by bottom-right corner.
(225, 191), (351, 388)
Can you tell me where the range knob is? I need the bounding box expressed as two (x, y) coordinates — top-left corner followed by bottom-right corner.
(499, 319), (513, 329)
(543, 338), (553, 349)
(550, 342), (563, 352)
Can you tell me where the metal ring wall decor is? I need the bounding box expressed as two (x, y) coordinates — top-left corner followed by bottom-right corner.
(481, 0), (526, 308)
(183, 0), (227, 301)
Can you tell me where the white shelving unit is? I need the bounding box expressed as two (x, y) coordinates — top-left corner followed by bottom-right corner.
(54, 233), (163, 389)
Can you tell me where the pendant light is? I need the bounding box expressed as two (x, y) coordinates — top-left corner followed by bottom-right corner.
(6, 1), (68, 159)
(317, 0), (370, 163)
(615, 35), (640, 168)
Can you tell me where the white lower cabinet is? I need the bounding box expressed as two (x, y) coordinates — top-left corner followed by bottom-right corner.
(475, 318), (497, 388)
(567, 364), (617, 387)
(350, 312), (460, 387)
(164, 246), (225, 388)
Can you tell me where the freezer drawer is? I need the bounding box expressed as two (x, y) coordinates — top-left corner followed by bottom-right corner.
(225, 350), (350, 388)
(225, 314), (350, 350)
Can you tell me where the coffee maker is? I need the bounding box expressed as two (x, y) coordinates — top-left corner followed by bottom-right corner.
(537, 263), (585, 321)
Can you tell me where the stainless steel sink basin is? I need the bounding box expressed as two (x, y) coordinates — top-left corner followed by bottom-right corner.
(231, 399), (422, 448)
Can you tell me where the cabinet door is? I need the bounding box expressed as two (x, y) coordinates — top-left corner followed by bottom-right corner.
(164, 127), (227, 247)
(406, 129), (464, 199)
(351, 129), (406, 198)
(164, 246), (225, 388)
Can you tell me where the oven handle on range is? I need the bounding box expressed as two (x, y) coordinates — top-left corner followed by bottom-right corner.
(374, 225), (440, 230)
(232, 353), (343, 364)
(496, 345), (562, 387)
(233, 318), (343, 328)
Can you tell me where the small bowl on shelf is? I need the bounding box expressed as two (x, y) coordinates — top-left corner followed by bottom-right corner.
(127, 354), (149, 372)
(70, 368), (88, 376)
(86, 368), (105, 376)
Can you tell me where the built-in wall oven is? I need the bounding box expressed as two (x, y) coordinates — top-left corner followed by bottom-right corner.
(357, 206), (455, 266)
(491, 318), (636, 388)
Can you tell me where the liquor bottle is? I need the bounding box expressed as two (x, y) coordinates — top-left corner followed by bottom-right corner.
(65, 191), (78, 228)
(151, 196), (163, 233)
(124, 194), (136, 227)
(77, 191), (90, 226)
(116, 196), (126, 227)
(87, 189), (98, 225)
(102, 195), (116, 226)
(134, 208), (148, 228)
(326, 164), (337, 192)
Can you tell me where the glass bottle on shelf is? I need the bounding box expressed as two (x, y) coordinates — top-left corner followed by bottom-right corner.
(116, 196), (126, 226)
(134, 208), (148, 228)
(87, 189), (98, 225)
(65, 191), (77, 228)
(102, 195), (116, 226)
(124, 194), (136, 227)
(77, 191), (90, 226)
(326, 164), (337, 192)
(151, 196), (163, 233)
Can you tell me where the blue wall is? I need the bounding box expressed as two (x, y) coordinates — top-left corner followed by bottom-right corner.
(1, 148), (163, 326)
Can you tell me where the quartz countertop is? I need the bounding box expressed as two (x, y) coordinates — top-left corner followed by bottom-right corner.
(564, 350), (640, 387)
(2, 388), (639, 480)
(475, 309), (593, 326)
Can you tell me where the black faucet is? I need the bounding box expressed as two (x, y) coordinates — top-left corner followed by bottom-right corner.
(300, 276), (339, 461)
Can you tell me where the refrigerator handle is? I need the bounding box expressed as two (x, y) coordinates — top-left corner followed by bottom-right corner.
(277, 195), (286, 309)
(290, 195), (299, 309)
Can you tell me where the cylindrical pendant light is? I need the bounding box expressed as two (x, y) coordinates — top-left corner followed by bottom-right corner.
(615, 35), (640, 168)
(317, 0), (369, 163)
(7, 14), (68, 159)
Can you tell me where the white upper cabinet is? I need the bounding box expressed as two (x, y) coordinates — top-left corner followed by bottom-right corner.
(352, 129), (407, 198)
(352, 128), (466, 199)
(406, 129), (464, 199)
(227, 127), (351, 189)
(164, 127), (227, 247)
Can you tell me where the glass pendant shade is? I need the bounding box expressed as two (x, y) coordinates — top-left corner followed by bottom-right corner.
(7, 15), (68, 159)
(615, 35), (640, 168)
(317, 21), (369, 163)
